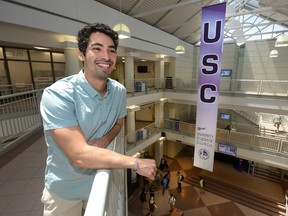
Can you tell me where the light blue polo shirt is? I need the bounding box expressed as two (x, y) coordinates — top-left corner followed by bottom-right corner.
(40, 69), (126, 200)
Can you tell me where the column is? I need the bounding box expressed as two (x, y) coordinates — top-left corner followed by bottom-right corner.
(126, 109), (136, 144)
(155, 100), (165, 128)
(61, 41), (82, 76)
(125, 56), (134, 93)
(155, 60), (164, 89)
(155, 138), (164, 168)
(64, 48), (81, 76)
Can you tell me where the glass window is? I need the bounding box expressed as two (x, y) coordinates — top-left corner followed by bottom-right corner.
(8, 61), (32, 84)
(32, 62), (52, 77)
(52, 52), (65, 62)
(54, 63), (66, 80)
(32, 62), (53, 83)
(0, 47), (3, 59)
(0, 60), (8, 84)
(5, 48), (28, 60)
(30, 50), (51, 61)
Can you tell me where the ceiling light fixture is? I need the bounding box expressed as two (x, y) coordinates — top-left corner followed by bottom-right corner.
(269, 49), (278, 58)
(33, 46), (49, 50)
(236, 36), (246, 46)
(226, 19), (241, 30)
(175, 44), (185, 54)
(275, 35), (288, 47)
(113, 23), (131, 39)
(113, 0), (131, 39)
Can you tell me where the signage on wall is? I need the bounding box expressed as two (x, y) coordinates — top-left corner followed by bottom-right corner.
(220, 113), (230, 120)
(5, 49), (28, 60)
(6, 51), (24, 57)
(220, 69), (232, 77)
(218, 144), (237, 157)
(194, 2), (226, 172)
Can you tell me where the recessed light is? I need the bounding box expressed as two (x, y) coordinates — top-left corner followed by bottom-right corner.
(33, 46), (49, 50)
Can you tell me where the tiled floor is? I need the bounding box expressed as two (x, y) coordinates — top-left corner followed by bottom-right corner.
(0, 133), (285, 216)
(0, 134), (46, 216)
(128, 146), (284, 216)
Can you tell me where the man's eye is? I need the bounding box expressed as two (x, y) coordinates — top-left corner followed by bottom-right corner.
(109, 50), (116, 53)
(92, 47), (101, 51)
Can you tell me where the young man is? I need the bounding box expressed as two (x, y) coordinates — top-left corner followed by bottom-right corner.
(177, 171), (184, 192)
(273, 114), (282, 133)
(199, 177), (205, 194)
(168, 194), (176, 212)
(40, 23), (157, 216)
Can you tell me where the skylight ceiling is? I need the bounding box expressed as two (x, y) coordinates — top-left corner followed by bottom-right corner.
(224, 0), (288, 44)
(95, 0), (288, 46)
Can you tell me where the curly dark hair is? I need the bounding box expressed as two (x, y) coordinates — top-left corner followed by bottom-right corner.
(77, 23), (119, 56)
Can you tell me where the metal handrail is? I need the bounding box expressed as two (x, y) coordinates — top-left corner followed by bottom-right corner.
(123, 78), (288, 97)
(162, 119), (288, 158)
(85, 139), (116, 216)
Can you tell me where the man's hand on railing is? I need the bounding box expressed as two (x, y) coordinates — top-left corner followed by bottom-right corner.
(135, 158), (157, 181)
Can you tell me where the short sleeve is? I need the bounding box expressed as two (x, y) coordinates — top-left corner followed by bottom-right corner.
(40, 87), (78, 130)
(118, 87), (127, 119)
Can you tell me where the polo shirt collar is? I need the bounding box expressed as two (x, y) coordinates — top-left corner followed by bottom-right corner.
(76, 69), (111, 98)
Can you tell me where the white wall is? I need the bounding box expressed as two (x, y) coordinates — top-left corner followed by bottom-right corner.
(175, 43), (194, 79)
(222, 44), (239, 79)
(240, 40), (288, 80)
(193, 40), (288, 81)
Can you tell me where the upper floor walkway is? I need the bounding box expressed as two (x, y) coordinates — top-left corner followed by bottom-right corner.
(1, 79), (288, 215)
(1, 79), (288, 168)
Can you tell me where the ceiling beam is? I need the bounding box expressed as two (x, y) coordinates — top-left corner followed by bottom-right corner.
(128, 0), (145, 16)
(226, 3), (288, 18)
(131, 0), (202, 18)
(159, 3), (288, 30)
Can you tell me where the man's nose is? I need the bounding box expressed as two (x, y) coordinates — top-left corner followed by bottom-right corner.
(100, 50), (110, 60)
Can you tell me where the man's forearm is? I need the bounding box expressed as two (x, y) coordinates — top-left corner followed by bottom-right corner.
(89, 118), (124, 148)
(100, 121), (123, 146)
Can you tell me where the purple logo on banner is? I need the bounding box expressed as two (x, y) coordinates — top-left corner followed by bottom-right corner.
(194, 3), (226, 172)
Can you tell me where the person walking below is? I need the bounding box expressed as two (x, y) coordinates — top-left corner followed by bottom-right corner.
(199, 177), (205, 194)
(140, 187), (147, 204)
(273, 114), (282, 133)
(148, 196), (158, 216)
(164, 170), (171, 188)
(168, 194), (176, 212)
(149, 184), (155, 198)
(161, 176), (169, 195)
(154, 171), (161, 189)
(177, 171), (184, 192)
(159, 158), (168, 171)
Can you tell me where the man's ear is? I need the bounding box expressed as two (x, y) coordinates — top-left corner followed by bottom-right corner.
(78, 50), (85, 61)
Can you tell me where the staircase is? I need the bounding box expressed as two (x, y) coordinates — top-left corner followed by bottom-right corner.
(254, 166), (282, 184)
(185, 175), (286, 216)
(233, 110), (260, 125)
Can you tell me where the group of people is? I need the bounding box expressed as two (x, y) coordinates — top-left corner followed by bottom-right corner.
(140, 175), (177, 215)
(139, 165), (206, 215)
(140, 181), (158, 216)
(138, 157), (188, 215)
(140, 171), (170, 215)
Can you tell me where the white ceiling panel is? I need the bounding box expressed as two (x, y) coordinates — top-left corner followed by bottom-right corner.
(95, 0), (288, 45)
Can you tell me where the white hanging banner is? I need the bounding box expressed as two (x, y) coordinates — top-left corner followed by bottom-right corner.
(194, 2), (226, 172)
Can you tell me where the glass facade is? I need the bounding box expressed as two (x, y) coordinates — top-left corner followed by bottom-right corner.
(30, 50), (51, 61)
(0, 46), (65, 88)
